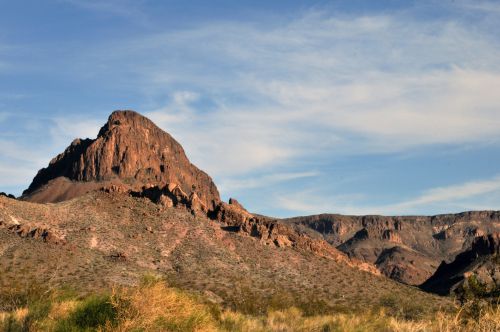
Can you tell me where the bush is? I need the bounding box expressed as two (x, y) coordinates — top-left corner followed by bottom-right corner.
(377, 294), (427, 320)
(55, 294), (116, 331)
(1, 279), (498, 331)
(0, 315), (24, 332)
(0, 281), (48, 311)
(24, 299), (52, 328)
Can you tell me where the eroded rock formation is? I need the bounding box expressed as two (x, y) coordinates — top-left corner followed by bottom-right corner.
(421, 233), (500, 295)
(22, 110), (220, 211)
(285, 213), (500, 285)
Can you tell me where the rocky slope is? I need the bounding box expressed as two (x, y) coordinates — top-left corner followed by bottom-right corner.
(421, 233), (500, 295)
(19, 111), (378, 273)
(284, 213), (500, 285)
(0, 193), (451, 313)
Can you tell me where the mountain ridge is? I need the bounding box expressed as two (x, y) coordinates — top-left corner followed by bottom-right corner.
(6, 109), (500, 299)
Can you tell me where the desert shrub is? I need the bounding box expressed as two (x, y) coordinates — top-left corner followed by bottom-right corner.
(456, 275), (500, 322)
(297, 299), (333, 316)
(109, 279), (217, 331)
(1, 278), (498, 331)
(464, 275), (488, 298)
(228, 287), (337, 317)
(139, 273), (164, 287)
(0, 280), (48, 311)
(23, 299), (52, 329)
(377, 294), (427, 320)
(54, 294), (116, 331)
(0, 314), (24, 332)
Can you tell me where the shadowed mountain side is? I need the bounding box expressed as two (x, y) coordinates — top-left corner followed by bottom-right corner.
(421, 233), (500, 295)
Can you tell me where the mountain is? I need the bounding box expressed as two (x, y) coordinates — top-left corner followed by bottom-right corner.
(0, 109), (455, 316)
(0, 187), (450, 315)
(22, 110), (220, 212)
(2, 109), (497, 311)
(19, 111), (379, 271)
(421, 232), (500, 295)
(284, 213), (500, 285)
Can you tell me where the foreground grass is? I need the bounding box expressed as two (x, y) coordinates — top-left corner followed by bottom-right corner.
(0, 278), (498, 332)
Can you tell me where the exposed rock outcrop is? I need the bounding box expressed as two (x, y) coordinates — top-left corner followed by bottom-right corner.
(8, 223), (66, 245)
(421, 233), (500, 295)
(285, 212), (500, 285)
(19, 110), (379, 276)
(22, 110), (220, 211)
(0, 192), (16, 199)
(214, 202), (380, 275)
(18, 109), (499, 291)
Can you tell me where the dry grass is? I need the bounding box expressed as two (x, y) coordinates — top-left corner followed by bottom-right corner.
(0, 279), (498, 332)
(219, 305), (500, 332)
(108, 280), (218, 331)
(47, 300), (78, 320)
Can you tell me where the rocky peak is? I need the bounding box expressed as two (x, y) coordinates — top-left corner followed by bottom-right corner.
(22, 110), (221, 210)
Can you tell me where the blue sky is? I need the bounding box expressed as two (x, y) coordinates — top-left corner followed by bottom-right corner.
(1, 0), (500, 217)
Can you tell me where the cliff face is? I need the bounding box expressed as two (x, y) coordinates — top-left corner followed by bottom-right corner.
(284, 213), (500, 285)
(421, 233), (500, 295)
(22, 110), (220, 210)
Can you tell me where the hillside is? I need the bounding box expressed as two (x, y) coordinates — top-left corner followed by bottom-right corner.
(421, 233), (500, 295)
(284, 213), (500, 286)
(0, 109), (497, 324)
(0, 193), (451, 315)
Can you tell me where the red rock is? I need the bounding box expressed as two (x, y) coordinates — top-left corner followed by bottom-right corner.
(22, 110), (221, 211)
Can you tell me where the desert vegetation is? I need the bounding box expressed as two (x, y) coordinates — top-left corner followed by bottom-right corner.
(0, 275), (498, 332)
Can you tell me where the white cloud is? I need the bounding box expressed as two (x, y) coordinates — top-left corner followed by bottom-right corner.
(391, 176), (500, 211)
(0, 112), (9, 123)
(276, 190), (372, 216)
(0, 115), (102, 194)
(0, 162), (37, 187)
(60, 0), (147, 19)
(48, 116), (101, 153)
(76, 9), (500, 180)
(276, 175), (500, 216)
(0, 139), (49, 165)
(3, 5), (500, 213)
(218, 171), (319, 192)
(145, 88), (326, 177)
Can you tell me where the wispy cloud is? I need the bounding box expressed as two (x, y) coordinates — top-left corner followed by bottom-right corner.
(0, 162), (38, 187)
(49, 116), (101, 145)
(277, 175), (500, 216)
(391, 176), (500, 211)
(218, 171), (319, 192)
(146, 94), (309, 177)
(276, 190), (371, 216)
(0, 112), (9, 123)
(78, 9), (500, 178)
(458, 0), (500, 14)
(59, 0), (149, 24)
(0, 114), (102, 195)
(2, 4), (500, 214)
